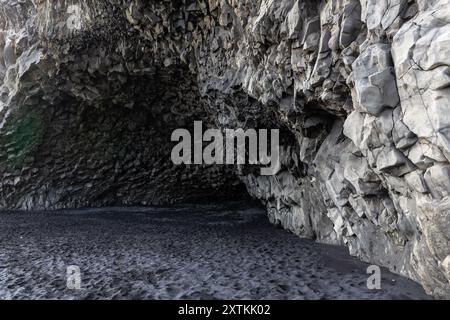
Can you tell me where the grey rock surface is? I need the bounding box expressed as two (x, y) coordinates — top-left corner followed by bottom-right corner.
(0, 0), (449, 298)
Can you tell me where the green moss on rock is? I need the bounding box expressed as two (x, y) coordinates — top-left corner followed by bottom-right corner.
(0, 109), (43, 169)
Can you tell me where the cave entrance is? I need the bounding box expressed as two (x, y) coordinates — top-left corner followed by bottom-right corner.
(0, 65), (251, 209)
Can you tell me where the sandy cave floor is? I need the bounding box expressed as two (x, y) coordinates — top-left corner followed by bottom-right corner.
(0, 201), (430, 300)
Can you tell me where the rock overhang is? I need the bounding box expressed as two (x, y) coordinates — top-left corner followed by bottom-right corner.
(1, 0), (450, 298)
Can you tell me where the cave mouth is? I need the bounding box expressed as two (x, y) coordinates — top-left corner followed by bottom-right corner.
(0, 0), (443, 301)
(0, 64), (253, 209)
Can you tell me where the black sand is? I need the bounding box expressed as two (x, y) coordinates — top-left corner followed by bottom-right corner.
(0, 202), (430, 299)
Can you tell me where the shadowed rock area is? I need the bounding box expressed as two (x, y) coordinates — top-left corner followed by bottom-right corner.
(0, 202), (430, 299)
(0, 0), (450, 298)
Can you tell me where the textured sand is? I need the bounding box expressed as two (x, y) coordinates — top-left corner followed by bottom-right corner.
(0, 202), (430, 300)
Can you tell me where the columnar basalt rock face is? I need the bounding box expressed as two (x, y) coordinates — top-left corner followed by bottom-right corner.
(0, 0), (247, 208)
(1, 0), (450, 298)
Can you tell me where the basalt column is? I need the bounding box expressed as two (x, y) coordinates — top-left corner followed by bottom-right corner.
(1, 0), (450, 298)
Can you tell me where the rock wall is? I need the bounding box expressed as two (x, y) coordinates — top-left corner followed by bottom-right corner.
(0, 0), (247, 208)
(1, 0), (450, 297)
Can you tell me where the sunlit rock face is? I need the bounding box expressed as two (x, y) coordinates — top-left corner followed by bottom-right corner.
(1, 0), (450, 298)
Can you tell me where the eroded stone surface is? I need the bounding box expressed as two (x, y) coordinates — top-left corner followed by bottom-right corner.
(1, 0), (450, 298)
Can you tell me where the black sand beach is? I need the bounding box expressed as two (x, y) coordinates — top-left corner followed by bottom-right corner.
(0, 202), (430, 300)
